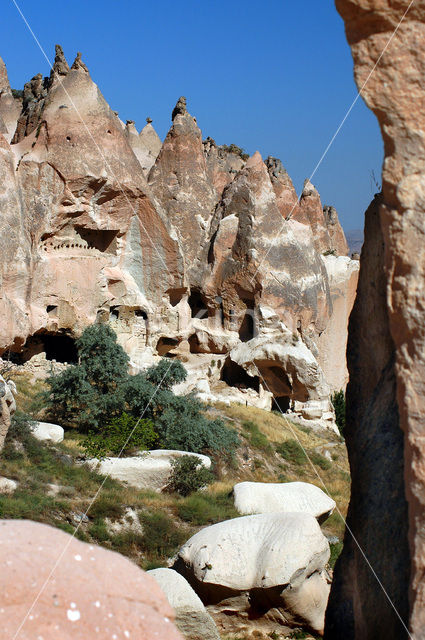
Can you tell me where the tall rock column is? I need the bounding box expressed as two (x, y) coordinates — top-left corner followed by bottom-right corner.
(327, 1), (425, 638)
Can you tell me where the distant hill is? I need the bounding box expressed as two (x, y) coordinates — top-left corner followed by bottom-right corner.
(345, 229), (364, 255)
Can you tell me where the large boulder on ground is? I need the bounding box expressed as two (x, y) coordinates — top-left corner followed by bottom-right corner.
(32, 421), (64, 443)
(0, 375), (16, 451)
(0, 519), (182, 639)
(233, 481), (335, 523)
(173, 512), (330, 635)
(148, 568), (220, 640)
(86, 450), (211, 491)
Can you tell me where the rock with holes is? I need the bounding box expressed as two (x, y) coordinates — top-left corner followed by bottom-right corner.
(173, 512), (330, 636)
(31, 421), (64, 443)
(148, 568), (220, 640)
(233, 481), (335, 523)
(85, 450), (211, 491)
(0, 519), (183, 639)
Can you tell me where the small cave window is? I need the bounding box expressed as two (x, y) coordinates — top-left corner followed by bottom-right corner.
(220, 357), (259, 392)
(46, 305), (58, 315)
(188, 289), (208, 320)
(188, 334), (201, 354)
(273, 396), (291, 413)
(134, 309), (148, 319)
(168, 289), (186, 307)
(75, 226), (118, 254)
(239, 300), (255, 342)
(110, 307), (119, 321)
(156, 337), (180, 357)
(43, 334), (78, 363)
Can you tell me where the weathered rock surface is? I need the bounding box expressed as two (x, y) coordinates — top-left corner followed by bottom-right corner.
(0, 519), (183, 639)
(233, 481), (335, 522)
(124, 118), (162, 174)
(149, 568), (220, 640)
(326, 1), (425, 637)
(86, 450), (211, 491)
(0, 375), (16, 451)
(0, 57), (21, 142)
(0, 48), (357, 429)
(32, 421), (64, 443)
(174, 512), (330, 635)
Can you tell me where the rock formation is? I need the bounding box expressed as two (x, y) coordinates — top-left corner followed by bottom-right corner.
(0, 375), (16, 450)
(326, 1), (425, 638)
(0, 519), (183, 639)
(233, 481), (336, 522)
(148, 568), (220, 640)
(0, 47), (357, 427)
(174, 512), (330, 635)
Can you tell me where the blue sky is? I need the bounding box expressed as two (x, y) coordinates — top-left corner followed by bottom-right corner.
(1, 0), (383, 231)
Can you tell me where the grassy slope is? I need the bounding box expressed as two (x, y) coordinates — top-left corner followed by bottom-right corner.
(0, 372), (349, 638)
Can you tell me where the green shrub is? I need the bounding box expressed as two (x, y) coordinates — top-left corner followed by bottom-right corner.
(310, 452), (332, 471)
(276, 439), (306, 465)
(140, 511), (185, 558)
(168, 455), (214, 497)
(178, 491), (238, 525)
(331, 390), (346, 436)
(156, 394), (239, 456)
(242, 420), (273, 453)
(82, 412), (158, 459)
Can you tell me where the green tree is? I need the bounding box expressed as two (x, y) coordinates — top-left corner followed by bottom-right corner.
(45, 324), (128, 432)
(168, 455), (214, 496)
(331, 390), (346, 436)
(82, 412), (158, 459)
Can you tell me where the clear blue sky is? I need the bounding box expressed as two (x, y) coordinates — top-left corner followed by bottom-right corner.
(1, 0), (383, 231)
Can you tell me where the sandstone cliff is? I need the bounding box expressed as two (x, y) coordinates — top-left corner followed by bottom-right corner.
(326, 1), (425, 637)
(0, 48), (357, 428)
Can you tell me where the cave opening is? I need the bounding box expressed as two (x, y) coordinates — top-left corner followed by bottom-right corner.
(188, 289), (208, 319)
(11, 332), (78, 364)
(168, 289), (186, 307)
(273, 395), (291, 413)
(220, 357), (259, 392)
(238, 299), (256, 342)
(156, 336), (180, 357)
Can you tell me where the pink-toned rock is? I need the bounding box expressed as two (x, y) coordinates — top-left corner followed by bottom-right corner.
(203, 137), (246, 197)
(124, 119), (162, 174)
(148, 97), (218, 287)
(326, 1), (425, 638)
(0, 519), (183, 639)
(0, 57), (21, 142)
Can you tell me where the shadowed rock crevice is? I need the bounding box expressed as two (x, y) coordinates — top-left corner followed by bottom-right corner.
(325, 194), (410, 639)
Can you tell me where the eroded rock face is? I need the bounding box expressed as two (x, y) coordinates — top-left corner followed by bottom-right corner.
(0, 57), (22, 142)
(327, 0), (425, 635)
(0, 48), (357, 427)
(0, 519), (183, 639)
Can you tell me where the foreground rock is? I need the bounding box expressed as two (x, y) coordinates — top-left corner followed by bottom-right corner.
(0, 375), (16, 451)
(0, 519), (182, 639)
(233, 481), (335, 522)
(86, 450), (211, 491)
(326, 2), (424, 638)
(32, 421), (64, 443)
(148, 568), (220, 640)
(174, 513), (330, 635)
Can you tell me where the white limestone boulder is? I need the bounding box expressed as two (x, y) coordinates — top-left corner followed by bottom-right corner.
(174, 512), (330, 635)
(148, 568), (220, 640)
(0, 477), (18, 494)
(86, 450), (211, 491)
(233, 481), (335, 523)
(31, 421), (64, 443)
